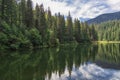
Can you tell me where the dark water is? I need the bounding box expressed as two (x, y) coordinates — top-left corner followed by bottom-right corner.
(0, 44), (120, 80)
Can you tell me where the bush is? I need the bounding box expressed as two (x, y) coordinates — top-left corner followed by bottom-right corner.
(29, 28), (42, 47)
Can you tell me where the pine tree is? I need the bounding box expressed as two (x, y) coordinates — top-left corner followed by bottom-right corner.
(74, 19), (81, 42)
(1, 0), (5, 19)
(47, 7), (52, 29)
(11, 0), (18, 25)
(52, 15), (58, 39)
(66, 12), (73, 41)
(82, 22), (89, 41)
(39, 4), (47, 33)
(46, 8), (58, 45)
(26, 0), (34, 28)
(20, 0), (27, 25)
(1, 0), (17, 25)
(90, 24), (98, 41)
(0, 0), (2, 19)
(35, 3), (40, 29)
(39, 4), (47, 44)
(57, 13), (66, 43)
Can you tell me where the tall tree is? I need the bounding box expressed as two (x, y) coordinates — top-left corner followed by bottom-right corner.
(90, 25), (98, 40)
(82, 22), (89, 41)
(74, 19), (81, 42)
(57, 13), (66, 43)
(1, 0), (17, 25)
(26, 0), (34, 28)
(20, 0), (27, 25)
(66, 12), (73, 41)
(0, 0), (2, 19)
(47, 7), (52, 29)
(52, 15), (58, 39)
(35, 3), (40, 29)
(39, 4), (47, 43)
(46, 8), (58, 45)
(1, 0), (5, 19)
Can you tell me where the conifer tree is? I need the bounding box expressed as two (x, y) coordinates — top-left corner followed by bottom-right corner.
(1, 0), (5, 19)
(35, 3), (40, 29)
(39, 4), (47, 43)
(0, 0), (2, 19)
(20, 0), (27, 25)
(91, 25), (98, 40)
(26, 0), (34, 28)
(47, 7), (52, 29)
(1, 0), (17, 25)
(74, 19), (81, 42)
(57, 13), (66, 43)
(82, 22), (89, 41)
(66, 12), (73, 41)
(46, 8), (58, 45)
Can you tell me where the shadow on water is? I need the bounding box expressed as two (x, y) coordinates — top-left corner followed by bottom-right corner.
(0, 43), (120, 80)
(95, 43), (120, 69)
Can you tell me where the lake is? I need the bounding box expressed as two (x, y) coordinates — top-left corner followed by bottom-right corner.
(0, 43), (120, 80)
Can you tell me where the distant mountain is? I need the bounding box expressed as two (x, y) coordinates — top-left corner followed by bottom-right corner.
(86, 11), (120, 24)
(79, 17), (90, 22)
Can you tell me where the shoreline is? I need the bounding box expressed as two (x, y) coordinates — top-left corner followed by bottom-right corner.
(94, 41), (120, 44)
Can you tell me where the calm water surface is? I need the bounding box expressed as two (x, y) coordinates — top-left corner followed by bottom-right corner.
(0, 44), (120, 80)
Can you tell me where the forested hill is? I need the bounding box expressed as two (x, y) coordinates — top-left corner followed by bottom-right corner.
(96, 20), (120, 41)
(87, 11), (120, 24)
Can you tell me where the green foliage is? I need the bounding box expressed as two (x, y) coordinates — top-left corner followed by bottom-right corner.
(19, 0), (27, 25)
(0, 32), (8, 45)
(97, 20), (120, 41)
(66, 12), (73, 41)
(29, 28), (42, 47)
(56, 13), (66, 43)
(0, 21), (33, 49)
(48, 29), (59, 46)
(1, 0), (111, 50)
(18, 32), (32, 49)
(73, 20), (97, 42)
(74, 19), (81, 42)
(1, 0), (17, 25)
(26, 0), (34, 28)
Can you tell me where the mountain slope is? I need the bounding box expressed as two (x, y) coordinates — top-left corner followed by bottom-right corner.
(86, 11), (120, 24)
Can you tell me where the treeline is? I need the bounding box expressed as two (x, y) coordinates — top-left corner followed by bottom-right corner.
(0, 0), (97, 49)
(97, 20), (120, 41)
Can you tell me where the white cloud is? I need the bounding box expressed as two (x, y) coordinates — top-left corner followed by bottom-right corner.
(32, 0), (120, 19)
(106, 0), (120, 11)
(32, 0), (76, 16)
(45, 63), (120, 80)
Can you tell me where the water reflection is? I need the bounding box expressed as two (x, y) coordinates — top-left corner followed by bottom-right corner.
(0, 44), (120, 80)
(96, 44), (120, 70)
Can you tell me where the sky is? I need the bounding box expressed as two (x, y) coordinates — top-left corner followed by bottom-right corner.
(32, 0), (120, 20)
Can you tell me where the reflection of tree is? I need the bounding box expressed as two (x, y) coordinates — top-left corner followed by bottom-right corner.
(74, 44), (98, 68)
(97, 44), (120, 64)
(0, 44), (98, 80)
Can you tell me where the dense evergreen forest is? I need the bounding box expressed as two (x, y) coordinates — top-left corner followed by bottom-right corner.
(97, 20), (120, 41)
(0, 0), (119, 49)
(0, 0), (97, 49)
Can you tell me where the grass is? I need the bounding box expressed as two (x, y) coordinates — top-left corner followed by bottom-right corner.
(93, 41), (120, 44)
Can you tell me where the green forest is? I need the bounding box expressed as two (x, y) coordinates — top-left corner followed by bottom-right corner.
(97, 20), (120, 41)
(0, 0), (119, 50)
